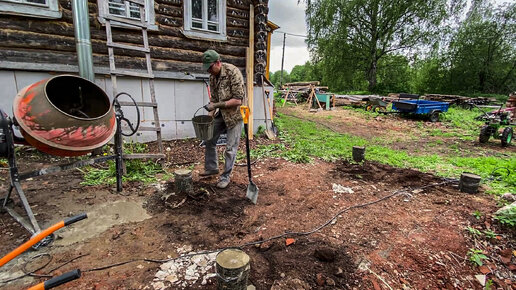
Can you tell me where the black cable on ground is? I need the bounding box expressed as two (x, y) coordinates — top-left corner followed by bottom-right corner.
(486, 167), (511, 182)
(0, 253), (53, 284)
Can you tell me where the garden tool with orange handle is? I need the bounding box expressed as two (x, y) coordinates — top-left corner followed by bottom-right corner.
(0, 213), (87, 267)
(240, 106), (259, 204)
(27, 269), (81, 290)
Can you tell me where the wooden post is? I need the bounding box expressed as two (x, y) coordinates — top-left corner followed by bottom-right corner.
(306, 85), (314, 104)
(174, 169), (193, 194)
(282, 88), (290, 107)
(216, 249), (250, 290)
(246, 4), (255, 140)
(314, 91), (324, 110)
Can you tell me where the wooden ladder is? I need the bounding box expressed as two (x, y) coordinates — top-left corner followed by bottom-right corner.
(103, 0), (165, 161)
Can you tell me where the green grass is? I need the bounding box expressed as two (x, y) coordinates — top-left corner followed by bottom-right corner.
(253, 113), (515, 194)
(80, 159), (164, 185)
(440, 107), (485, 137)
(81, 142), (167, 186)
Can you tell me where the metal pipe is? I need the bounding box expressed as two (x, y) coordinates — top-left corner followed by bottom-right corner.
(71, 0), (95, 81)
(279, 33), (286, 87)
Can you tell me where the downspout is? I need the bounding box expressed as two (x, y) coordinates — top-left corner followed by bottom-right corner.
(71, 0), (95, 81)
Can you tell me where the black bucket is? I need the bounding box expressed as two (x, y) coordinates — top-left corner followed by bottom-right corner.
(352, 146), (366, 162)
(459, 172), (481, 194)
(192, 107), (214, 141)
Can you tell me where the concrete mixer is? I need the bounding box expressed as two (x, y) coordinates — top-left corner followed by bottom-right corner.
(12, 75), (117, 156)
(0, 75), (142, 241)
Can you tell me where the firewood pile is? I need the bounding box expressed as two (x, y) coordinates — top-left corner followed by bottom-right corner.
(279, 82), (328, 103)
(423, 94), (495, 106)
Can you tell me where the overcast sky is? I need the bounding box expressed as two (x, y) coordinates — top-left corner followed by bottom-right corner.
(268, 0), (310, 73)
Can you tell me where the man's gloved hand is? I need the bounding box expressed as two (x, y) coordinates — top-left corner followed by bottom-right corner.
(204, 101), (226, 112)
(204, 103), (216, 112)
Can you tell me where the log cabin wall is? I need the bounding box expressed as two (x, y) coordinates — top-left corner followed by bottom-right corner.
(0, 0), (253, 75)
(0, 0), (271, 141)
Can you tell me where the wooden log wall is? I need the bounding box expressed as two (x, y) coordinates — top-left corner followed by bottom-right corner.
(0, 0), (258, 75)
(254, 0), (267, 84)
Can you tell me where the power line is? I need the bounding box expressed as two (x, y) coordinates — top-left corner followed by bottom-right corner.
(276, 30), (308, 38)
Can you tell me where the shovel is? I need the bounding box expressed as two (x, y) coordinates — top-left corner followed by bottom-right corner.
(264, 89), (278, 135)
(261, 76), (276, 140)
(240, 106), (259, 204)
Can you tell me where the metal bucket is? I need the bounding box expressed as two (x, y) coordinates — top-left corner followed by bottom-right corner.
(459, 172), (481, 194)
(12, 75), (116, 156)
(215, 248), (250, 290)
(192, 107), (214, 141)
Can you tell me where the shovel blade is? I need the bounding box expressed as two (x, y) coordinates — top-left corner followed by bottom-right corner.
(265, 129), (276, 140)
(246, 182), (259, 204)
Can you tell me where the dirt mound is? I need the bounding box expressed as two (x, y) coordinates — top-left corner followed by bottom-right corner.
(250, 238), (357, 289)
(332, 160), (443, 186)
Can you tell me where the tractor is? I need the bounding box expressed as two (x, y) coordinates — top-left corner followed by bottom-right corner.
(478, 109), (514, 147)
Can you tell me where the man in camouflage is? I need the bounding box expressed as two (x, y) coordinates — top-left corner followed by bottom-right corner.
(200, 49), (244, 189)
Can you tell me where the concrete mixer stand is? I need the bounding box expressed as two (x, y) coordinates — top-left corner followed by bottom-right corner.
(0, 101), (131, 243)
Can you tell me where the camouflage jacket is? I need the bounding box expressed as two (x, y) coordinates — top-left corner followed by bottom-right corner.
(209, 63), (245, 129)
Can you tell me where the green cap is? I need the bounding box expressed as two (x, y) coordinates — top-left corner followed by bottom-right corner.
(202, 49), (220, 70)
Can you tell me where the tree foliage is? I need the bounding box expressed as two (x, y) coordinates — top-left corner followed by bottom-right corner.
(302, 0), (449, 92)
(278, 1), (515, 97)
(446, 2), (516, 93)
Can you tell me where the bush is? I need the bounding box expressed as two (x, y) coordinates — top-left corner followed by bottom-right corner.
(495, 206), (516, 227)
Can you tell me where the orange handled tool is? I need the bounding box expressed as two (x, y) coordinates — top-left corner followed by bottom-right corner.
(0, 213), (87, 268)
(240, 105), (250, 124)
(27, 269), (81, 290)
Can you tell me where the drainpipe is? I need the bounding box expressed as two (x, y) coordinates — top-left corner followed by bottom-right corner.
(71, 0), (95, 81)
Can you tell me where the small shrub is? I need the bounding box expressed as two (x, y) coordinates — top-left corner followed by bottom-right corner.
(255, 125), (265, 137)
(472, 210), (483, 219)
(483, 230), (498, 239)
(494, 206), (516, 227)
(466, 226), (482, 237)
(468, 248), (488, 266)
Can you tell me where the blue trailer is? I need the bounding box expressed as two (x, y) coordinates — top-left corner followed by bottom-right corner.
(391, 99), (450, 122)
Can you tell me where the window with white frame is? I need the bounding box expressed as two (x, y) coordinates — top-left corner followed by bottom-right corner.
(97, 0), (158, 30)
(184, 0), (226, 41)
(108, 0), (141, 19)
(0, 0), (61, 18)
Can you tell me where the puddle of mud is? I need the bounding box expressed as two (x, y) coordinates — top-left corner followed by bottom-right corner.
(54, 200), (150, 246)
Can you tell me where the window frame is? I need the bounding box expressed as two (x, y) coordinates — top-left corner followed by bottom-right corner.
(0, 0), (61, 18)
(184, 0), (227, 41)
(97, 0), (158, 31)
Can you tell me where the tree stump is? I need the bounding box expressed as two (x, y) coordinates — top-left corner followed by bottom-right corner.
(459, 172), (481, 194)
(174, 169), (193, 194)
(352, 146), (366, 162)
(215, 249), (250, 290)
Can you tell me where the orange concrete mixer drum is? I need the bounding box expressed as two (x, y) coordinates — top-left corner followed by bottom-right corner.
(13, 75), (116, 156)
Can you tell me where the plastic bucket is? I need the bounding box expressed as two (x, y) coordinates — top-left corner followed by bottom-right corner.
(192, 107), (214, 141)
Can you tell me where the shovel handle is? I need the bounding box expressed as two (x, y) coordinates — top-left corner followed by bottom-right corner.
(240, 106), (250, 124)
